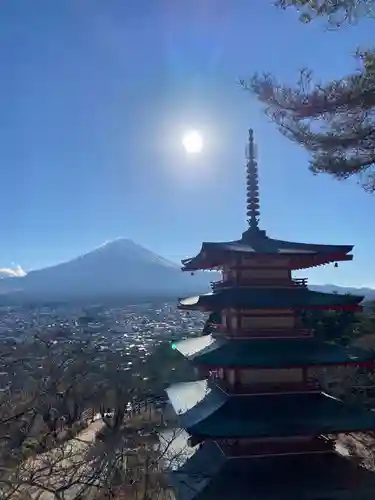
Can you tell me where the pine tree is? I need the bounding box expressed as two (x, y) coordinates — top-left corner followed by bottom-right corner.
(276, 0), (374, 25)
(242, 0), (375, 191)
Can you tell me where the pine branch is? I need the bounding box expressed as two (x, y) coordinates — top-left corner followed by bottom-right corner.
(241, 50), (375, 191)
(275, 0), (375, 26)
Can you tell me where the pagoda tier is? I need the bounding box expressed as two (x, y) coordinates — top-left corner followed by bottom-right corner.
(174, 335), (375, 370)
(181, 229), (353, 272)
(169, 439), (375, 500)
(165, 129), (375, 498)
(166, 380), (375, 440)
(178, 288), (363, 312)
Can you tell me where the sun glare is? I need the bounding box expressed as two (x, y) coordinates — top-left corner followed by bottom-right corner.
(182, 130), (203, 154)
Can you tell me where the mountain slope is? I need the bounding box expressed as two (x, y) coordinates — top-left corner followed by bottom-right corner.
(1, 239), (374, 302)
(16, 239), (215, 299)
(309, 284), (375, 301)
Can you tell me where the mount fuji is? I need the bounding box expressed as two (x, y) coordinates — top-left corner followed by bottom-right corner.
(1, 238), (374, 303)
(1, 239), (215, 301)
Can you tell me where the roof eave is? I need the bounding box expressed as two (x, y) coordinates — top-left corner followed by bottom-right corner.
(181, 249), (354, 272)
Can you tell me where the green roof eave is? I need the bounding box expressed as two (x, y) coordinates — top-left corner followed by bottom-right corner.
(166, 381), (375, 439)
(170, 440), (375, 500)
(178, 288), (363, 310)
(175, 335), (375, 368)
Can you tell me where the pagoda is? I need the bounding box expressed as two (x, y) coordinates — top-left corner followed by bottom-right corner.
(165, 129), (375, 499)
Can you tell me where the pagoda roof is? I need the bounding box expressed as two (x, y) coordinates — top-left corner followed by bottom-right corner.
(166, 380), (375, 439)
(174, 335), (375, 368)
(178, 288), (363, 311)
(182, 228), (353, 271)
(169, 439), (375, 500)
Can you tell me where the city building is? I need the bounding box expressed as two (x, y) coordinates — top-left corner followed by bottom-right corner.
(166, 129), (375, 499)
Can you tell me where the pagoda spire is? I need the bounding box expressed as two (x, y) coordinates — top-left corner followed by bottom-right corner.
(246, 128), (260, 231)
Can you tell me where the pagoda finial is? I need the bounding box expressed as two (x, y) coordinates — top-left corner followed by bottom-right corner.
(246, 128), (260, 231)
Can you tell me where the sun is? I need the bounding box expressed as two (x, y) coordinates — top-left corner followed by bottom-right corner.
(182, 130), (203, 154)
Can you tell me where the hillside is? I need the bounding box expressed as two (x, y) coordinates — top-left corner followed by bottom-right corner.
(309, 285), (375, 302)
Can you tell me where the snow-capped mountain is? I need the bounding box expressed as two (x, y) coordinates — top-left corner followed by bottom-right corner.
(6, 239), (215, 300)
(1, 238), (374, 302)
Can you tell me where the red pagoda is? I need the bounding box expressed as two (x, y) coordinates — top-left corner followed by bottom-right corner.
(166, 129), (375, 499)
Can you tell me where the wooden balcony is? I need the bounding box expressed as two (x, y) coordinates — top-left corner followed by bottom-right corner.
(211, 278), (308, 291)
(293, 277), (308, 287)
(217, 328), (312, 339)
(215, 379), (320, 395)
(218, 436), (334, 458)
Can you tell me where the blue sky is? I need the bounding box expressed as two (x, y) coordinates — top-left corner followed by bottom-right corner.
(1, 0), (374, 286)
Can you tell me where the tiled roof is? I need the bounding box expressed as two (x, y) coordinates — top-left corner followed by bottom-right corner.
(175, 335), (375, 368)
(169, 439), (375, 500)
(182, 230), (353, 271)
(166, 380), (375, 439)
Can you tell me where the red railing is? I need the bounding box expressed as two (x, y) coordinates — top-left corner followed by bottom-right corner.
(211, 278), (308, 290)
(293, 277), (308, 287)
(215, 379), (320, 395)
(221, 328), (312, 339)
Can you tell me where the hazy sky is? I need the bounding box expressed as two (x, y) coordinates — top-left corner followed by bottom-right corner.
(1, 0), (374, 286)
